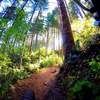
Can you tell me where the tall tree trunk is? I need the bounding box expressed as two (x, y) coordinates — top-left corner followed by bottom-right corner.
(57, 28), (60, 50)
(20, 2), (38, 66)
(29, 6), (40, 54)
(29, 2), (38, 23)
(46, 29), (49, 57)
(53, 28), (56, 50)
(29, 33), (35, 54)
(54, 28), (57, 50)
(35, 33), (39, 49)
(56, 0), (75, 60)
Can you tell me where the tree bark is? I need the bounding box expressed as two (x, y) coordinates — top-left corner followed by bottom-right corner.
(29, 33), (35, 54)
(56, 0), (75, 59)
(46, 29), (49, 57)
(35, 33), (39, 49)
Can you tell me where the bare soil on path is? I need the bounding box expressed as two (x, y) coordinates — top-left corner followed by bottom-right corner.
(10, 66), (60, 100)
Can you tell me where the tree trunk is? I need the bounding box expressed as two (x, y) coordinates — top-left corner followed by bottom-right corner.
(57, 28), (60, 50)
(29, 7), (41, 54)
(35, 33), (39, 49)
(54, 28), (57, 50)
(29, 33), (35, 54)
(46, 29), (49, 57)
(53, 28), (56, 50)
(56, 0), (75, 60)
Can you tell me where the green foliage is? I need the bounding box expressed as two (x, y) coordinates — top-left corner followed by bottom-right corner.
(70, 80), (93, 93)
(12, 68), (29, 80)
(30, 48), (63, 68)
(68, 0), (78, 20)
(29, 49), (61, 68)
(0, 0), (60, 98)
(32, 17), (44, 35)
(40, 57), (54, 67)
(25, 63), (40, 73)
(59, 30), (100, 100)
(67, 80), (99, 100)
(0, 55), (12, 97)
(0, 68), (29, 97)
(73, 19), (99, 48)
(0, 77), (12, 96)
(0, 18), (8, 28)
(9, 53), (30, 66)
(9, 54), (21, 66)
(0, 18), (8, 38)
(89, 58), (100, 73)
(0, 53), (11, 74)
(0, 53), (29, 97)
(0, 67), (29, 97)
(31, 48), (53, 63)
(0, 7), (31, 54)
(40, 54), (63, 67)
(46, 9), (59, 28)
(0, 48), (63, 97)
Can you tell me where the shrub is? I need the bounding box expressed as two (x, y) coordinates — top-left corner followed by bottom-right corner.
(9, 53), (30, 66)
(0, 53), (29, 97)
(0, 67), (29, 97)
(30, 48), (55, 63)
(13, 68), (29, 80)
(69, 80), (97, 100)
(89, 58), (100, 76)
(0, 77), (12, 97)
(73, 19), (99, 48)
(0, 53), (12, 80)
(40, 54), (63, 68)
(25, 63), (40, 73)
(70, 80), (94, 93)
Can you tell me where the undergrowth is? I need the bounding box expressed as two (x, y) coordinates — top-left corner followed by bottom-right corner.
(57, 33), (100, 100)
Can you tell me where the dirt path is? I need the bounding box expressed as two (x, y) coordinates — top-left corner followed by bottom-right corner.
(10, 66), (60, 100)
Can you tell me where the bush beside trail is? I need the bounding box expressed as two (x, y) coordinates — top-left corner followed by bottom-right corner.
(57, 34), (100, 100)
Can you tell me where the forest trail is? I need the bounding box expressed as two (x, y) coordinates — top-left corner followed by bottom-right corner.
(10, 66), (60, 100)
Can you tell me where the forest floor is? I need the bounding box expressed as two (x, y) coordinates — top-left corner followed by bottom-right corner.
(9, 65), (60, 100)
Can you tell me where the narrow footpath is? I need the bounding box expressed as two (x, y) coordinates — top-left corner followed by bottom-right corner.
(9, 66), (62, 100)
